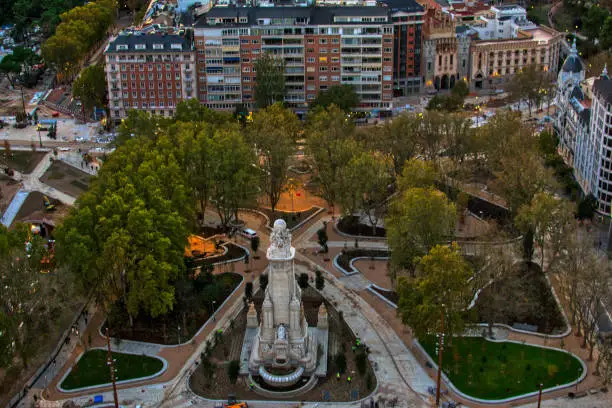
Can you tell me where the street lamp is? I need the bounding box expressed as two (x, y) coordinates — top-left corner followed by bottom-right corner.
(435, 304), (446, 407)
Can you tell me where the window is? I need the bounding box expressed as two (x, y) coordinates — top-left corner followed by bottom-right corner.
(319, 66), (328, 72)
(176, 91), (181, 98)
(320, 48), (327, 53)
(319, 56), (327, 63)
(307, 57), (315, 63)
(320, 76), (328, 81)
(319, 38), (327, 44)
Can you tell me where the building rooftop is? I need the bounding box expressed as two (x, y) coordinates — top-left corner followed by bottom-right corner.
(593, 78), (612, 105)
(197, 6), (391, 27)
(106, 32), (192, 53)
(380, 0), (424, 13)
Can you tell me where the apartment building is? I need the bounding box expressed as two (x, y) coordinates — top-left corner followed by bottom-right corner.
(193, 6), (394, 114)
(555, 39), (612, 215)
(104, 31), (196, 121)
(382, 0), (424, 96)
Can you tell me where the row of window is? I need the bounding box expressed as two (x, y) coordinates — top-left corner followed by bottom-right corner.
(115, 91), (183, 98)
(113, 63), (188, 71)
(117, 82), (184, 90)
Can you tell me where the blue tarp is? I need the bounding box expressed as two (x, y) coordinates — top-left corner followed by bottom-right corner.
(1, 189), (29, 227)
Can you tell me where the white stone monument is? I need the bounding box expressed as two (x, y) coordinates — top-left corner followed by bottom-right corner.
(247, 219), (325, 386)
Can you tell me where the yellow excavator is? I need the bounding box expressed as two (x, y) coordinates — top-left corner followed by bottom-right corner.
(43, 195), (56, 211)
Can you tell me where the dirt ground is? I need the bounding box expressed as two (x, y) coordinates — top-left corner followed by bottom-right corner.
(40, 160), (91, 198)
(1, 150), (46, 174)
(0, 174), (20, 214)
(15, 191), (69, 224)
(190, 287), (377, 402)
(352, 259), (392, 290)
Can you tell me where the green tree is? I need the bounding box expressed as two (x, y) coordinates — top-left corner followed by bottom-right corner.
(602, 16), (612, 50)
(582, 6), (609, 41)
(334, 352), (347, 374)
(386, 187), (456, 274)
(306, 105), (361, 209)
(315, 269), (325, 290)
(337, 151), (392, 235)
(371, 113), (419, 179)
(577, 194), (597, 220)
(251, 236), (260, 259)
(208, 128), (258, 227)
(56, 132), (191, 323)
(317, 227), (328, 253)
(397, 159), (438, 191)
(0, 46), (41, 88)
(72, 64), (106, 115)
(259, 273), (269, 292)
(297, 273), (309, 289)
(516, 192), (575, 268)
(508, 65), (550, 116)
(249, 103), (299, 212)
(312, 85), (359, 113)
(397, 243), (472, 340)
(228, 360), (240, 384)
(254, 52), (286, 109)
(451, 79), (469, 101)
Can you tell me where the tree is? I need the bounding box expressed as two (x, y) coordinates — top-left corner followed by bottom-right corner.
(373, 113), (419, 178)
(577, 194), (597, 220)
(508, 65), (550, 116)
(515, 192), (575, 268)
(397, 243), (472, 340)
(575, 252), (610, 361)
(297, 273), (309, 290)
(315, 269), (325, 290)
(306, 105), (361, 209)
(56, 131), (191, 324)
(317, 227), (328, 253)
(494, 150), (556, 216)
(209, 128), (258, 227)
(601, 17), (612, 50)
(249, 103), (299, 212)
(334, 352), (347, 374)
(72, 64), (106, 115)
(397, 158), (438, 191)
(0, 47), (40, 88)
(386, 187), (456, 274)
(227, 360), (240, 384)
(451, 80), (469, 101)
(582, 6), (609, 42)
(312, 85), (359, 113)
(254, 52), (286, 109)
(337, 151), (392, 235)
(245, 281), (253, 300)
(259, 273), (269, 292)
(251, 236), (260, 259)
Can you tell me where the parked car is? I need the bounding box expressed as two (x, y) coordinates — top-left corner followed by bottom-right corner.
(239, 228), (258, 239)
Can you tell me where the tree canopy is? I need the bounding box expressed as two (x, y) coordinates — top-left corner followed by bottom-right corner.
(72, 64), (106, 114)
(397, 243), (472, 339)
(254, 53), (286, 109)
(311, 85), (360, 113)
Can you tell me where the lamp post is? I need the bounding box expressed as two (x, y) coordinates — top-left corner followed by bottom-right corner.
(536, 382), (543, 408)
(105, 328), (119, 408)
(435, 306), (446, 407)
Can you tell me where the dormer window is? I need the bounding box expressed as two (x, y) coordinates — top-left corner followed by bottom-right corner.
(239, 17), (247, 23)
(153, 43), (164, 50)
(135, 44), (146, 50)
(170, 43), (182, 50)
(117, 44), (128, 51)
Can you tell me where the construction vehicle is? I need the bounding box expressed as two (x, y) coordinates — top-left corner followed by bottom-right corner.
(215, 395), (248, 408)
(43, 195), (56, 211)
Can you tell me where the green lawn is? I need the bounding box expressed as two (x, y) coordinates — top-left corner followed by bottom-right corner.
(61, 349), (164, 390)
(421, 337), (583, 400)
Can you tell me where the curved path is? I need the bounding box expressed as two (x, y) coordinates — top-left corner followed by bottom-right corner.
(37, 209), (611, 408)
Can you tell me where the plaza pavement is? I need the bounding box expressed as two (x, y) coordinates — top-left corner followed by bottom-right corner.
(35, 207), (612, 408)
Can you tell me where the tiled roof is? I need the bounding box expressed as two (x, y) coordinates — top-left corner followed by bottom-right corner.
(106, 32), (192, 53)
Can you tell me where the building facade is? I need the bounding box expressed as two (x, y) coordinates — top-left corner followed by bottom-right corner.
(383, 0), (424, 96)
(194, 6), (394, 113)
(555, 40), (612, 215)
(104, 31), (196, 121)
(421, 7), (460, 91)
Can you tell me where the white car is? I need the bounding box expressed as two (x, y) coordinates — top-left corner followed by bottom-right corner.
(239, 228), (258, 239)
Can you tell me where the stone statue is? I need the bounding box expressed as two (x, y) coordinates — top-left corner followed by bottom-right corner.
(268, 219), (291, 259)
